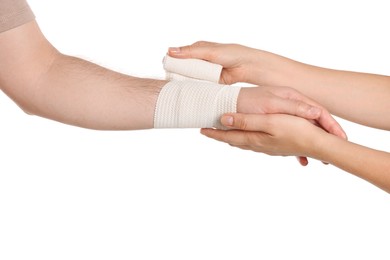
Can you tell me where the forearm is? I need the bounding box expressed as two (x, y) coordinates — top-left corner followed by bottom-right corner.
(0, 21), (165, 130)
(286, 64), (390, 130)
(32, 53), (165, 130)
(314, 133), (390, 193)
(254, 50), (390, 129)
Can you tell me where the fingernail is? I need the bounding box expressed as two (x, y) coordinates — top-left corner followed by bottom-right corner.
(222, 116), (234, 126)
(308, 107), (321, 117)
(168, 47), (181, 54)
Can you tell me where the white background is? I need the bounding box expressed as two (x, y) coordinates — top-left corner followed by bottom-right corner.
(0, 0), (389, 259)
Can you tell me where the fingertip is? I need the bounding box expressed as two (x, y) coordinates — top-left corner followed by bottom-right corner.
(327, 121), (348, 140)
(200, 128), (208, 135)
(200, 128), (213, 136)
(340, 130), (348, 140)
(168, 47), (184, 57)
(297, 156), (309, 166)
(221, 115), (234, 127)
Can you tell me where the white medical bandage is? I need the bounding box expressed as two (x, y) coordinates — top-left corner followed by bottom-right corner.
(154, 55), (241, 129)
(163, 55), (222, 83)
(154, 80), (241, 129)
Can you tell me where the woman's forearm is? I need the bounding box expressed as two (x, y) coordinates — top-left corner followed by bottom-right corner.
(288, 64), (390, 130)
(315, 133), (390, 193)
(255, 50), (390, 130)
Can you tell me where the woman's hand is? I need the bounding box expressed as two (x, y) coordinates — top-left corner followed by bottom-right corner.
(168, 41), (301, 87)
(201, 113), (330, 160)
(169, 41), (390, 130)
(202, 112), (390, 194)
(237, 86), (346, 140)
(235, 85), (347, 165)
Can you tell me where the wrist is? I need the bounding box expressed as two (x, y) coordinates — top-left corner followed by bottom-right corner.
(250, 49), (308, 87)
(308, 131), (339, 162)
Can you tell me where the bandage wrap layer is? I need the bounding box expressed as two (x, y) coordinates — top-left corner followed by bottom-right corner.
(154, 56), (241, 129)
(163, 56), (222, 83)
(154, 80), (241, 129)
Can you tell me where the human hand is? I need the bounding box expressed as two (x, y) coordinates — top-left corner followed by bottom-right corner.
(237, 86), (345, 138)
(168, 42), (345, 139)
(201, 113), (331, 163)
(168, 41), (298, 86)
(168, 42), (346, 164)
(236, 85), (346, 165)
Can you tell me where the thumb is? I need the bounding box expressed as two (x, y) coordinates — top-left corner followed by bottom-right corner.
(168, 41), (217, 60)
(221, 113), (272, 132)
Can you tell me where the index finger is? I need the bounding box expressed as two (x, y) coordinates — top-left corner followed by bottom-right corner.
(316, 109), (347, 140)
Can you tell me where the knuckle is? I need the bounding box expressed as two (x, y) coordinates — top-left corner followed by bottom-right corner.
(296, 101), (309, 115)
(236, 116), (249, 130)
(193, 40), (210, 47)
(186, 44), (195, 55)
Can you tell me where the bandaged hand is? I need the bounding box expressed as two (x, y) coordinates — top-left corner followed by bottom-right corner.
(154, 55), (344, 140)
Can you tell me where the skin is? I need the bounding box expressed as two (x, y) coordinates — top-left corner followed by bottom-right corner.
(0, 21), (164, 130)
(169, 41), (390, 130)
(168, 41), (390, 193)
(0, 21), (344, 137)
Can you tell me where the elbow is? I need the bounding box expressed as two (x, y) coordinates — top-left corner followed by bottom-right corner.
(17, 52), (62, 117)
(0, 86), (40, 116)
(20, 106), (36, 116)
(14, 99), (39, 117)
